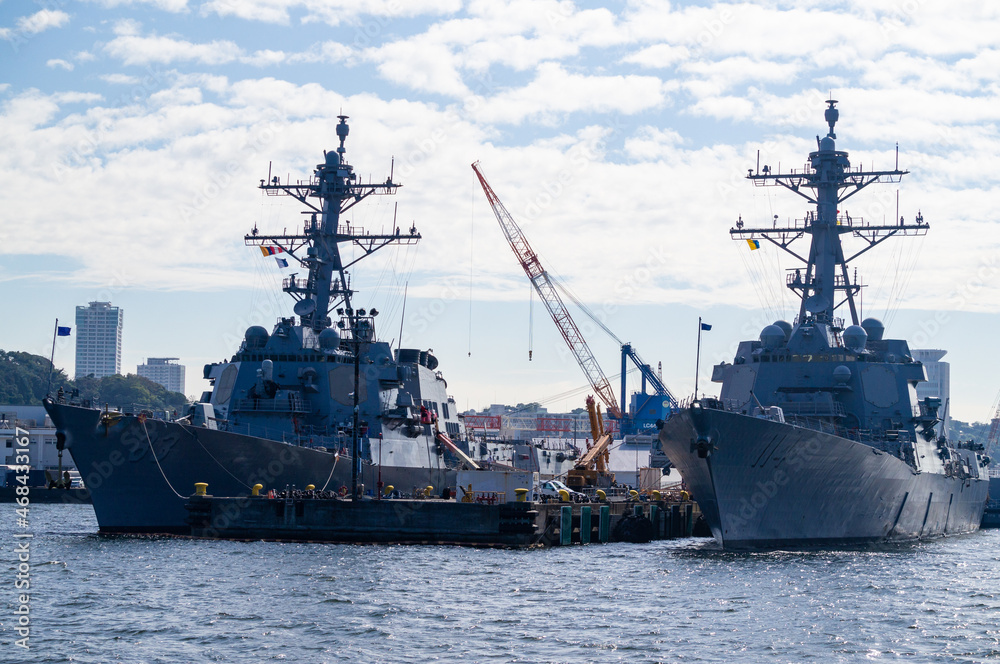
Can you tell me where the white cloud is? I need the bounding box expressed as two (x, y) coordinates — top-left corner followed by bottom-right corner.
(622, 44), (691, 69)
(473, 63), (671, 124)
(86, 0), (190, 11)
(112, 18), (143, 36)
(47, 59), (75, 71)
(104, 34), (243, 65)
(199, 0), (462, 26)
(17, 9), (70, 35)
(624, 126), (685, 161)
(364, 38), (469, 97)
(101, 73), (142, 84)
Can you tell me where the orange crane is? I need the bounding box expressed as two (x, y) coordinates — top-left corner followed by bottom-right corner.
(472, 161), (622, 419)
(565, 395), (615, 489)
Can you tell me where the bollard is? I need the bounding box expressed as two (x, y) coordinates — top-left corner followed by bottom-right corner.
(383, 484), (394, 497)
(515, 488), (529, 502)
(194, 482), (208, 496)
(650, 505), (660, 539)
(596, 489), (607, 502)
(651, 490), (661, 501)
(580, 505), (592, 544)
(558, 489), (570, 503)
(560, 505), (573, 546)
(599, 504), (610, 543)
(305, 484), (315, 491)
(251, 483), (263, 497)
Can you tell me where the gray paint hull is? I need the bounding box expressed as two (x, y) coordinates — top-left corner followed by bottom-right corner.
(46, 401), (455, 533)
(659, 407), (987, 550)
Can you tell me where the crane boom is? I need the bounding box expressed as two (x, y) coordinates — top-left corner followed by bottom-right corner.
(472, 162), (622, 419)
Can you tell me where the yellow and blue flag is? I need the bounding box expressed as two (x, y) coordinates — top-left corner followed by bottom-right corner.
(746, 239), (760, 250)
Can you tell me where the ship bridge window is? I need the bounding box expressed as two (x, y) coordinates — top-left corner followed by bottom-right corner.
(442, 403), (450, 419)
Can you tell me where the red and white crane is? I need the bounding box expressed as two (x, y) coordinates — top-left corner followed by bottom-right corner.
(472, 161), (622, 419)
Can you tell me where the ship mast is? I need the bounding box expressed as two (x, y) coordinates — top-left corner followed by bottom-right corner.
(730, 100), (928, 328)
(245, 115), (420, 335)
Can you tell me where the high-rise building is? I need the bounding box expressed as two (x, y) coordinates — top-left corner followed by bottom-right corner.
(74, 301), (123, 379)
(137, 358), (186, 394)
(913, 349), (950, 437)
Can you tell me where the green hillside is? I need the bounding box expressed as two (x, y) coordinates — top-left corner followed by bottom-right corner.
(0, 349), (189, 411)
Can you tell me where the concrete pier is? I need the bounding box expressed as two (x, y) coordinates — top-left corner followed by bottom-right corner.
(185, 493), (700, 547)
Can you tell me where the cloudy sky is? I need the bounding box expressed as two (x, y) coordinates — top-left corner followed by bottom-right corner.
(2, 0), (999, 423)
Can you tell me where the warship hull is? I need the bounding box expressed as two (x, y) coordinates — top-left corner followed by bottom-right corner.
(46, 401), (456, 533)
(659, 406), (987, 550)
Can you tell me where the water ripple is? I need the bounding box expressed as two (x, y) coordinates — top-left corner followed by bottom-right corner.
(9, 505), (1000, 663)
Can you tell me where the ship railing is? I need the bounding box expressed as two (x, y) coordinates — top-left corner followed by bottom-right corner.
(217, 420), (349, 449)
(779, 402), (847, 418)
(232, 397), (311, 413)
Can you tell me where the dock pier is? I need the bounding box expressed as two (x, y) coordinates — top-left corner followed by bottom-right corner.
(185, 493), (699, 547)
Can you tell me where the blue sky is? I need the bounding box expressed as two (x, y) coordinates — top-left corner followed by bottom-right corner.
(2, 0), (999, 422)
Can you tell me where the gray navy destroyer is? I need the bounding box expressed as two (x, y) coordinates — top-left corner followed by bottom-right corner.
(43, 116), (514, 533)
(656, 101), (989, 549)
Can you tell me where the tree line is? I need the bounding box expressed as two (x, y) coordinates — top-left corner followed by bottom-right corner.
(0, 349), (189, 411)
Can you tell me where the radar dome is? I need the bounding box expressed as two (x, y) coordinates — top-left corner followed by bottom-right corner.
(244, 326), (269, 349)
(860, 318), (885, 342)
(833, 365), (852, 385)
(772, 320), (792, 341)
(843, 325), (868, 353)
(760, 325), (786, 351)
(318, 327), (341, 350)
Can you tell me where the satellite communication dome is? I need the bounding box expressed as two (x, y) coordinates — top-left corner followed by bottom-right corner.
(244, 326), (269, 349)
(843, 325), (868, 353)
(760, 325), (786, 351)
(833, 365), (852, 384)
(860, 317), (885, 342)
(772, 320), (792, 341)
(318, 327), (340, 349)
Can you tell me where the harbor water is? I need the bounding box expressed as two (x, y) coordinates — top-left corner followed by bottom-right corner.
(4, 504), (1000, 663)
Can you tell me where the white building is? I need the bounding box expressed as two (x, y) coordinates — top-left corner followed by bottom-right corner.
(1, 406), (76, 485)
(137, 357), (186, 394)
(913, 349), (951, 437)
(75, 301), (123, 379)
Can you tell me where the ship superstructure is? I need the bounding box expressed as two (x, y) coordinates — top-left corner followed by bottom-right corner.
(657, 101), (989, 549)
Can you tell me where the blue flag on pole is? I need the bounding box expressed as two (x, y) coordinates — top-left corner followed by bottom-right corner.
(701, 322), (712, 331)
(275, 257), (288, 268)
(57, 326), (71, 336)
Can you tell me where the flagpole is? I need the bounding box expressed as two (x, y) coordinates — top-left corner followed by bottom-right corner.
(46, 318), (59, 397)
(694, 316), (702, 400)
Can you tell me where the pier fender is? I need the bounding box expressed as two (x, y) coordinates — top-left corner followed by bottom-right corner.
(612, 514), (653, 543)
